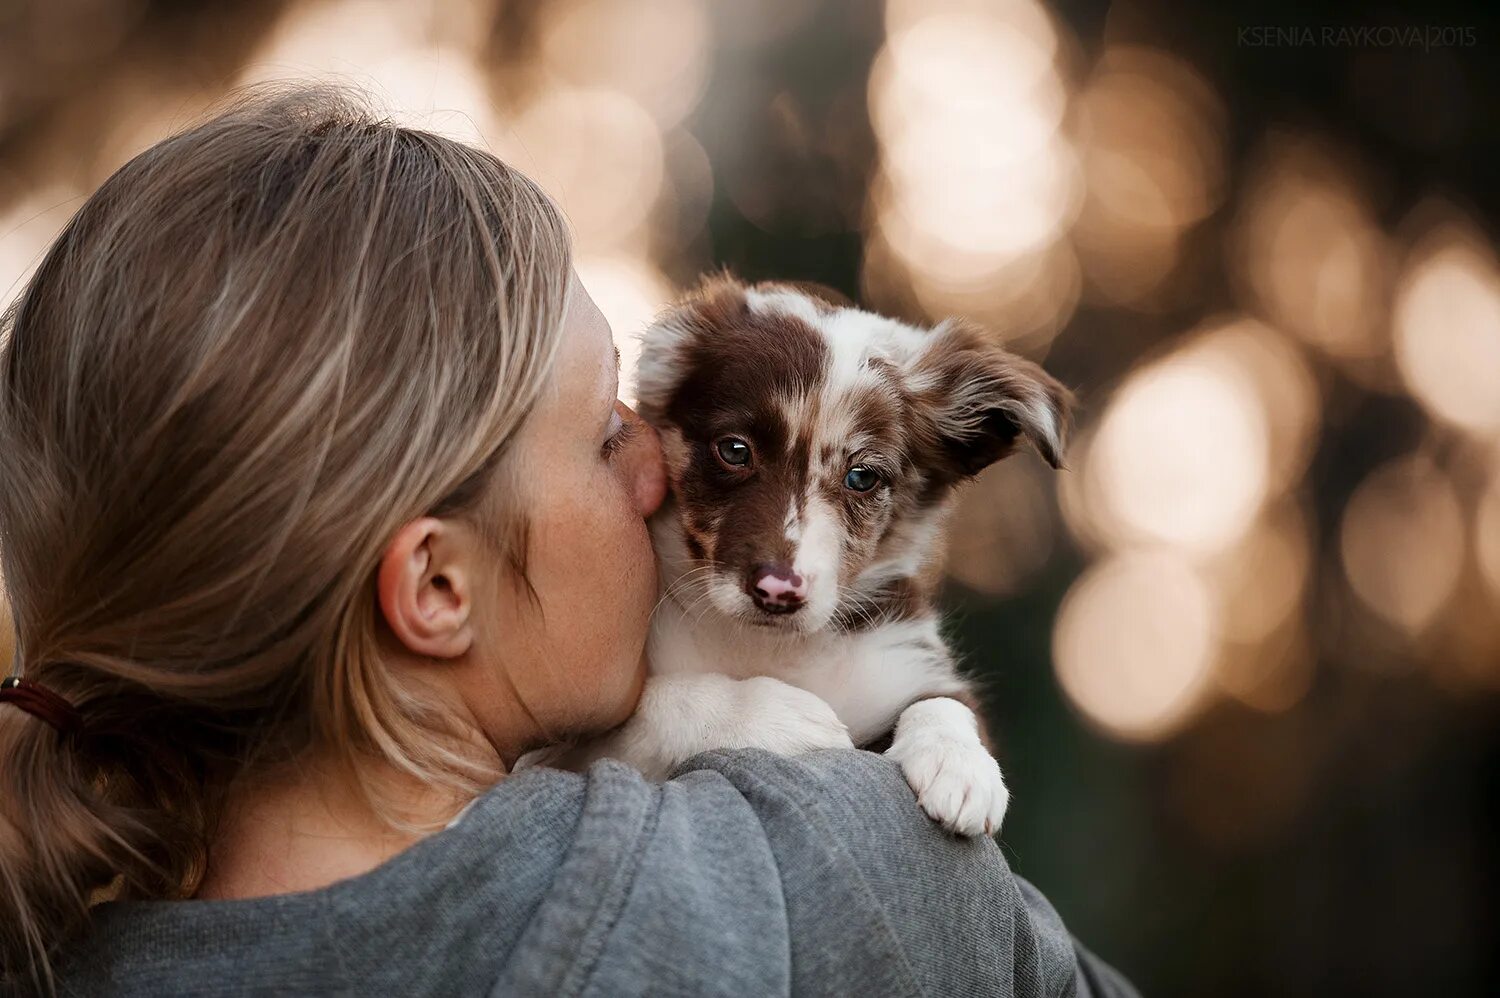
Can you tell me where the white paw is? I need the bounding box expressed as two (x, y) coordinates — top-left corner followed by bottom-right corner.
(887, 731), (1009, 837)
(727, 676), (854, 755)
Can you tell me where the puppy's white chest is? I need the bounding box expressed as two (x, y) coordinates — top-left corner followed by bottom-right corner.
(648, 600), (962, 746)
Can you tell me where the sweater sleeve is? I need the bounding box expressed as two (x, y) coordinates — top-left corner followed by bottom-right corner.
(671, 748), (1141, 998)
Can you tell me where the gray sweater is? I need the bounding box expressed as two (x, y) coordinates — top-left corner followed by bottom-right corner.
(58, 749), (1139, 997)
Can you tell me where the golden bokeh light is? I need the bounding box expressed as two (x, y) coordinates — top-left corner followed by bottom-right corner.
(873, 138), (1076, 266)
(1204, 500), (1315, 715)
(864, 234), (1083, 352)
(1214, 623), (1314, 715)
(1204, 501), (1312, 646)
(1393, 221), (1500, 436)
(1340, 455), (1466, 635)
(1184, 318), (1322, 492)
(1085, 345), (1272, 553)
(1072, 47), (1226, 307)
(239, 0), (681, 264)
(869, 12), (1075, 263)
(240, 0), (501, 145)
(538, 0), (710, 129)
(1056, 422), (1113, 555)
(657, 128), (715, 251)
(1053, 550), (1218, 742)
(866, 0), (1081, 344)
(496, 87), (665, 252)
(885, 0), (1060, 50)
(1060, 321), (1318, 730)
(1477, 475), (1500, 602)
(871, 15), (1063, 166)
(1230, 134), (1391, 367)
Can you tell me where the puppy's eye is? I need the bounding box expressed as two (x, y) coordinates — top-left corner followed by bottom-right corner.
(715, 437), (753, 468)
(844, 465), (880, 492)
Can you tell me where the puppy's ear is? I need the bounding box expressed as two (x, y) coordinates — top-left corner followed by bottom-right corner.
(907, 320), (1073, 477)
(634, 274), (749, 423)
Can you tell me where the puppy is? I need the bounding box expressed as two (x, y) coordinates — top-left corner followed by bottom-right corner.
(554, 277), (1071, 836)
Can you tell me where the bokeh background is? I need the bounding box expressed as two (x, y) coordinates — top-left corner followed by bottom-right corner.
(2, 1), (1497, 994)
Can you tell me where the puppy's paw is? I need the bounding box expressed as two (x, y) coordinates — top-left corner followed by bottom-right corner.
(729, 676), (854, 755)
(887, 729), (1009, 837)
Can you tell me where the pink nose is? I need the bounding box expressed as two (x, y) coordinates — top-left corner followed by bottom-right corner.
(748, 564), (807, 614)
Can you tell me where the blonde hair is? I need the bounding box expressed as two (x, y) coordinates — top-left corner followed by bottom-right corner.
(0, 86), (571, 991)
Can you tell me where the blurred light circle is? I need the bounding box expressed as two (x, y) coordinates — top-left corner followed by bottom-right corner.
(499, 88), (665, 251)
(885, 0), (1059, 58)
(1231, 136), (1390, 365)
(1477, 477), (1500, 601)
(369, 48), (501, 145)
(1075, 47), (1225, 232)
(1206, 501), (1312, 645)
(1053, 551), (1218, 742)
(874, 11), (1058, 117)
(1072, 47), (1226, 308)
(1184, 318), (1321, 493)
(874, 139), (1079, 265)
(1214, 624), (1314, 715)
(241, 0), (411, 78)
(1393, 228), (1500, 435)
(1073, 214), (1180, 307)
(539, 0), (710, 129)
(1340, 455), (1465, 634)
(902, 240), (1082, 350)
(1087, 350), (1272, 552)
(869, 11), (1079, 269)
(866, 1), (1079, 346)
(878, 95), (1064, 194)
(576, 254), (673, 406)
(657, 129), (715, 250)
(1056, 424), (1113, 554)
(240, 1), (503, 145)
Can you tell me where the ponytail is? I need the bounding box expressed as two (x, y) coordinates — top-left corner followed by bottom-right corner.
(0, 671), (202, 994)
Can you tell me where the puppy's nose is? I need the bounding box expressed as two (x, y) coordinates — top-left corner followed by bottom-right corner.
(748, 564), (807, 614)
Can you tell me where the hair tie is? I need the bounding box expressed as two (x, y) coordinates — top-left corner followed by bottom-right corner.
(0, 675), (83, 736)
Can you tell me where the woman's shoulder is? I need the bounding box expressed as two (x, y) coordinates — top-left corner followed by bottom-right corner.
(62, 752), (1135, 996)
(660, 749), (1138, 998)
(446, 748), (1126, 996)
(60, 768), (590, 996)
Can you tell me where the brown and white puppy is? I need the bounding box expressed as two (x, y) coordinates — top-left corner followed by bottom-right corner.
(562, 276), (1070, 836)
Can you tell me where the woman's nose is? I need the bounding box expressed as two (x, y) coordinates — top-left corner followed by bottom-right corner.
(630, 414), (667, 518)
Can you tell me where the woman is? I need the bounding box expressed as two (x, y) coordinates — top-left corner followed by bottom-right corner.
(0, 87), (1137, 996)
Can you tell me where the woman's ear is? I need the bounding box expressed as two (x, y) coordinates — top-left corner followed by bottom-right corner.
(377, 517), (474, 660)
(907, 319), (1074, 478)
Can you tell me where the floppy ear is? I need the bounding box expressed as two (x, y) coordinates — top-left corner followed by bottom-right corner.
(907, 320), (1073, 477)
(633, 274), (749, 425)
